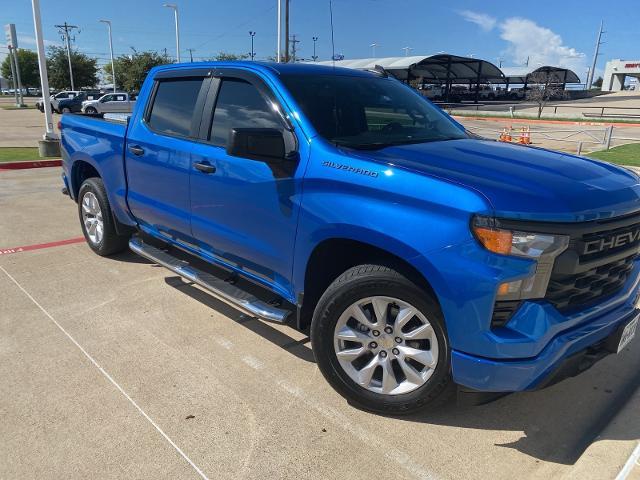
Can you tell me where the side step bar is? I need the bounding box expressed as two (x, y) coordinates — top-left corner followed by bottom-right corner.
(129, 237), (291, 323)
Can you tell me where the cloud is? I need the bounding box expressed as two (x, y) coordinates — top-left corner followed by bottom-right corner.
(17, 34), (59, 48)
(499, 17), (587, 74)
(459, 10), (497, 32)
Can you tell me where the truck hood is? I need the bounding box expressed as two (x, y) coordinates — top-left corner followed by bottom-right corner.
(350, 138), (640, 222)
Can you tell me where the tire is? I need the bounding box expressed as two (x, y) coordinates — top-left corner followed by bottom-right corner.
(61, 107), (71, 114)
(78, 177), (129, 256)
(85, 106), (97, 114)
(311, 264), (454, 415)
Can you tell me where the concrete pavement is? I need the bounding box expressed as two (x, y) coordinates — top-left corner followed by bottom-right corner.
(1, 167), (639, 479)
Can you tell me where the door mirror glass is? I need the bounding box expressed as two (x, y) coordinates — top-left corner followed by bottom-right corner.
(227, 128), (285, 162)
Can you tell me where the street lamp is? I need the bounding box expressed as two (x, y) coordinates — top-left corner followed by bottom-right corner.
(369, 43), (379, 58)
(99, 20), (116, 92)
(249, 31), (256, 61)
(312, 36), (318, 61)
(402, 46), (412, 57)
(163, 3), (180, 63)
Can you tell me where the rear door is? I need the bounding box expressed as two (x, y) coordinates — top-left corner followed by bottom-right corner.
(189, 70), (302, 298)
(125, 69), (212, 243)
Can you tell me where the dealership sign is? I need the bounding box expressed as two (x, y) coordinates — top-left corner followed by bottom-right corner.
(5, 23), (17, 49)
(624, 63), (640, 69)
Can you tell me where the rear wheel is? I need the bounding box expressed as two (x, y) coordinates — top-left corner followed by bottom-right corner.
(78, 177), (129, 256)
(61, 106), (71, 114)
(311, 264), (453, 414)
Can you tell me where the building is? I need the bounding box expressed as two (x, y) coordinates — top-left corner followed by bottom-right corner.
(601, 60), (640, 91)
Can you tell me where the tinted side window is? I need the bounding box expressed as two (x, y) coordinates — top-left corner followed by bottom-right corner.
(209, 79), (281, 147)
(148, 78), (205, 137)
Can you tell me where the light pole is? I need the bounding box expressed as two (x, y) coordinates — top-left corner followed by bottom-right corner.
(163, 3), (180, 63)
(99, 20), (116, 92)
(277, 0), (281, 62)
(249, 31), (256, 61)
(369, 43), (379, 58)
(312, 36), (318, 61)
(402, 46), (412, 57)
(31, 0), (59, 156)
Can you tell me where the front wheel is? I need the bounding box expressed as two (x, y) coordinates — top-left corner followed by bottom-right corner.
(311, 264), (453, 414)
(61, 107), (71, 114)
(85, 106), (97, 114)
(78, 177), (129, 256)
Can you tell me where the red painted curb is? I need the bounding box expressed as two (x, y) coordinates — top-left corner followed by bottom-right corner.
(0, 237), (85, 256)
(0, 159), (62, 170)
(453, 115), (640, 128)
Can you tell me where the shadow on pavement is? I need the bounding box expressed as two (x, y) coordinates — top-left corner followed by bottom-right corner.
(399, 347), (640, 465)
(164, 276), (315, 364)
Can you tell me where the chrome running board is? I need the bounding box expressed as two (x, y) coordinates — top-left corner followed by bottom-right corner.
(129, 237), (291, 323)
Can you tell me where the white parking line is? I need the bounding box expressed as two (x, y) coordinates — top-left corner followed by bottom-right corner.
(616, 441), (640, 480)
(0, 266), (211, 480)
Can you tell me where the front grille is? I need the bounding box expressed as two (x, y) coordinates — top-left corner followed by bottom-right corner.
(546, 255), (637, 311)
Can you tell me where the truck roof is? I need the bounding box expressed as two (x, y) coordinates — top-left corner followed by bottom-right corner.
(151, 61), (377, 78)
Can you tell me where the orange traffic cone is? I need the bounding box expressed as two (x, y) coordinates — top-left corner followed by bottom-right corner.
(499, 128), (507, 142)
(505, 126), (512, 142)
(523, 126), (531, 144)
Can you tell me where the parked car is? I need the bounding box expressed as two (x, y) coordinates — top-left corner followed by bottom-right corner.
(57, 91), (103, 114)
(36, 90), (81, 113)
(81, 92), (136, 114)
(60, 62), (640, 414)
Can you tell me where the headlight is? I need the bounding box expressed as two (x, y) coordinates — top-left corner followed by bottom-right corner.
(472, 216), (569, 300)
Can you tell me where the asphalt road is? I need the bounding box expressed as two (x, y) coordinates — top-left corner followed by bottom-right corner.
(1, 168), (639, 479)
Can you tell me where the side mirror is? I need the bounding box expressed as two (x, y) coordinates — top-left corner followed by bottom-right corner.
(227, 128), (286, 163)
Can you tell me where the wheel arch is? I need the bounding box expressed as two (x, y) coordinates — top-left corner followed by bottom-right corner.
(297, 236), (441, 331)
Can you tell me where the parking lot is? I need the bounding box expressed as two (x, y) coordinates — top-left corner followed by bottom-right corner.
(1, 165), (639, 479)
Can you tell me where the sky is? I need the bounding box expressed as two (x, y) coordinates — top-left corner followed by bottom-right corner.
(2, 0), (639, 82)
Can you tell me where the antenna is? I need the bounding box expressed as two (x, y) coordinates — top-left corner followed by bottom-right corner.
(329, 0), (336, 67)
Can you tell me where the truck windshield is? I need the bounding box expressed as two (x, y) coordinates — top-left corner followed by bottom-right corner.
(280, 73), (467, 149)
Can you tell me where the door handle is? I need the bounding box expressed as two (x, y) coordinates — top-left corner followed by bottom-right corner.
(128, 144), (144, 156)
(194, 161), (216, 174)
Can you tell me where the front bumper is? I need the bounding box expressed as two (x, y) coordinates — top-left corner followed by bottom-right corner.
(451, 271), (640, 392)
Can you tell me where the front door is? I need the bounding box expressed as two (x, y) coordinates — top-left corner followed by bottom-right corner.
(189, 73), (302, 299)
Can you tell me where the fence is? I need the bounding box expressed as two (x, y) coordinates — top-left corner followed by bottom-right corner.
(435, 102), (640, 120)
(464, 124), (640, 155)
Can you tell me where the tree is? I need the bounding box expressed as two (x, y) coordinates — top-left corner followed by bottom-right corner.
(593, 76), (603, 89)
(210, 52), (249, 61)
(525, 72), (567, 118)
(106, 50), (171, 92)
(1, 49), (40, 88)
(46, 46), (98, 90)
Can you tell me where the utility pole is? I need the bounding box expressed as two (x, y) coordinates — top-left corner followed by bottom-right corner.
(402, 46), (412, 57)
(312, 36), (318, 61)
(187, 48), (195, 62)
(248, 31), (256, 61)
(284, 0), (290, 62)
(289, 34), (300, 62)
(524, 55), (529, 67)
(99, 20), (116, 92)
(55, 22), (79, 91)
(370, 43), (379, 58)
(587, 20), (604, 90)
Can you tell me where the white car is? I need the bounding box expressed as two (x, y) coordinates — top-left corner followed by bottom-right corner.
(82, 93), (136, 114)
(37, 90), (80, 113)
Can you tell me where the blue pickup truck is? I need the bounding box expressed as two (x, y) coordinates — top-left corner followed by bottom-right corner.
(60, 62), (639, 413)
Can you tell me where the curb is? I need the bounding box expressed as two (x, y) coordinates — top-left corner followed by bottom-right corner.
(0, 159), (62, 170)
(453, 115), (640, 128)
(564, 384), (640, 479)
